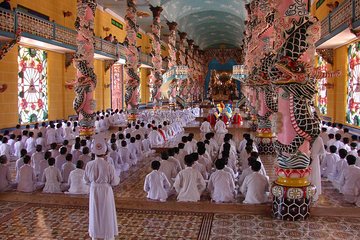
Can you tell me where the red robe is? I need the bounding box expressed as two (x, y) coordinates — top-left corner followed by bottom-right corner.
(207, 114), (217, 125)
(158, 129), (167, 142)
(232, 113), (242, 124)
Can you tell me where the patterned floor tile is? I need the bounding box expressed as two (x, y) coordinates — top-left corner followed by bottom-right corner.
(0, 204), (212, 240)
(210, 213), (360, 240)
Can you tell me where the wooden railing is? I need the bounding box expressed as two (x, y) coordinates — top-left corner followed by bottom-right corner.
(0, 8), (154, 64)
(320, 0), (360, 38)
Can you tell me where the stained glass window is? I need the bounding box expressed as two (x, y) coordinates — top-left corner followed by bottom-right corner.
(18, 46), (48, 123)
(316, 55), (328, 115)
(346, 42), (360, 126)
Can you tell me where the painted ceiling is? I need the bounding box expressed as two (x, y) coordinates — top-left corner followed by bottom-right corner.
(99, 0), (249, 49)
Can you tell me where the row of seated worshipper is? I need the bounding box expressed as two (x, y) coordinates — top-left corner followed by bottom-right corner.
(144, 131), (270, 204)
(0, 109), (128, 161)
(0, 108), (200, 194)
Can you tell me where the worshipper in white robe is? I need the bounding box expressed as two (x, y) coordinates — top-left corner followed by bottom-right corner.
(332, 149), (349, 190)
(0, 155), (12, 192)
(78, 147), (92, 168)
(35, 132), (46, 150)
(327, 134), (336, 148)
(159, 152), (178, 186)
(55, 123), (65, 144)
(348, 142), (358, 157)
(17, 155), (42, 192)
(61, 154), (76, 184)
(168, 148), (182, 173)
(0, 137), (11, 162)
(118, 140), (131, 171)
(214, 116), (228, 144)
(84, 139), (120, 240)
(319, 127), (329, 147)
(49, 143), (60, 159)
(238, 157), (257, 187)
(42, 157), (63, 193)
(309, 135), (326, 201)
(109, 144), (121, 172)
(174, 154), (206, 202)
(333, 134), (344, 152)
(31, 145), (44, 178)
(14, 136), (24, 158)
(144, 160), (171, 202)
(128, 137), (139, 165)
(208, 159), (235, 203)
(321, 145), (340, 180)
(8, 134), (16, 158)
(339, 155), (360, 204)
(134, 134), (143, 160)
(38, 151), (51, 181)
(197, 147), (212, 173)
(192, 153), (208, 180)
(341, 137), (351, 152)
(46, 125), (56, 145)
(15, 149), (28, 182)
(25, 132), (36, 155)
(176, 143), (187, 169)
(66, 160), (89, 194)
(148, 127), (164, 147)
(250, 152), (268, 178)
(55, 147), (67, 171)
(142, 134), (153, 157)
(240, 161), (269, 204)
(200, 118), (212, 140)
(63, 122), (73, 141)
(240, 145), (253, 170)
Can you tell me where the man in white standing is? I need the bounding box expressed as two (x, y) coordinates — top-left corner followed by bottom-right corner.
(84, 137), (120, 240)
(309, 135), (326, 201)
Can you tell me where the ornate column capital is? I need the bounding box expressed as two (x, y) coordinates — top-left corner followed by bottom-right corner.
(178, 31), (187, 41)
(149, 5), (163, 18)
(166, 21), (177, 31)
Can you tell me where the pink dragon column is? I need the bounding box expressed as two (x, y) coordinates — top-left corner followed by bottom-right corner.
(124, 0), (140, 121)
(177, 31), (187, 101)
(166, 21), (178, 107)
(73, 0), (97, 136)
(268, 0), (320, 220)
(185, 39), (194, 102)
(149, 5), (163, 106)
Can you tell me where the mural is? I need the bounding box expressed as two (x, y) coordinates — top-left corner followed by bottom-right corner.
(316, 56), (328, 115)
(111, 64), (124, 110)
(346, 41), (360, 126)
(18, 46), (48, 123)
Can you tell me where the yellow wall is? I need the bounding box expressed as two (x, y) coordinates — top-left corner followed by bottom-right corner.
(0, 0), (171, 128)
(311, 0), (346, 21)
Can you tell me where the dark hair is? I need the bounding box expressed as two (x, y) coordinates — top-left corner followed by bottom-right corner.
(48, 157), (55, 166)
(329, 145), (337, 153)
(151, 160), (161, 170)
(335, 133), (342, 141)
(328, 133), (334, 139)
(215, 159), (225, 170)
(36, 145), (42, 152)
(343, 137), (350, 144)
(23, 155), (31, 164)
(66, 154), (73, 161)
(121, 140), (127, 147)
(44, 151), (51, 160)
(50, 143), (57, 149)
(59, 146), (67, 155)
(339, 149), (348, 159)
(76, 160), (84, 169)
(161, 151), (169, 160)
(346, 155), (357, 165)
(0, 155), (7, 164)
(250, 151), (259, 158)
(251, 160), (261, 172)
(20, 149), (27, 157)
(184, 154), (194, 166)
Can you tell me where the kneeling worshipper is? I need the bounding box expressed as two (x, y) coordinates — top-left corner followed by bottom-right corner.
(17, 155), (43, 192)
(0, 155), (12, 192)
(339, 155), (360, 206)
(144, 160), (171, 202)
(84, 136), (120, 240)
(66, 160), (89, 194)
(207, 159), (235, 203)
(240, 161), (269, 204)
(214, 116), (228, 144)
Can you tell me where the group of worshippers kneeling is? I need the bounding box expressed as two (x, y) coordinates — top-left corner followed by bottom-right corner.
(144, 132), (270, 204)
(316, 122), (360, 206)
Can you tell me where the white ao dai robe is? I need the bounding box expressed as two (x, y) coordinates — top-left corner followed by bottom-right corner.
(208, 170), (235, 202)
(174, 167), (206, 202)
(67, 168), (89, 194)
(144, 170), (170, 201)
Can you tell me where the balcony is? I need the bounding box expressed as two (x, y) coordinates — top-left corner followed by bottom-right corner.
(316, 0), (360, 48)
(0, 8), (152, 64)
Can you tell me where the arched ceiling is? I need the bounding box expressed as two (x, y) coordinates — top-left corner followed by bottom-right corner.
(100, 0), (249, 49)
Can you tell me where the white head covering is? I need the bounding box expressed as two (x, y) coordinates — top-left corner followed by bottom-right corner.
(92, 134), (107, 155)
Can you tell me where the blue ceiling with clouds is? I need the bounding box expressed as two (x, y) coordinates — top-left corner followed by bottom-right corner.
(101, 0), (248, 49)
(159, 0), (248, 49)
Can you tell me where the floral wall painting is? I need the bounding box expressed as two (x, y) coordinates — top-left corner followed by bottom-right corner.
(316, 55), (328, 115)
(18, 46), (48, 124)
(346, 42), (360, 126)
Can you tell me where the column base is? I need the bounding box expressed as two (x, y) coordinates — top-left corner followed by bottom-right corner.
(255, 134), (276, 155)
(271, 182), (316, 221)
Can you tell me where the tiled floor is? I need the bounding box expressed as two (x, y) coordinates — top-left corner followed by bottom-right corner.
(0, 201), (359, 240)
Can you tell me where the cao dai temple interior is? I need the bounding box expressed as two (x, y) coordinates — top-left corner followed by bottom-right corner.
(0, 0), (360, 239)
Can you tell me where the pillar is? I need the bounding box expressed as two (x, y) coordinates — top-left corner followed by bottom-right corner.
(149, 5), (163, 105)
(166, 21), (178, 107)
(124, 0), (140, 121)
(177, 31), (187, 100)
(73, 0), (97, 136)
(185, 39), (194, 102)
